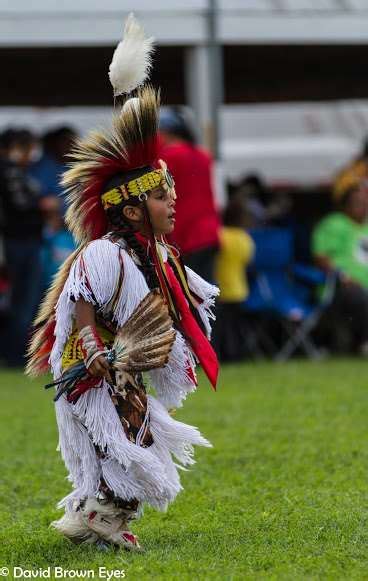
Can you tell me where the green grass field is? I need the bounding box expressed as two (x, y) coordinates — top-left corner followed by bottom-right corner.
(1, 359), (368, 580)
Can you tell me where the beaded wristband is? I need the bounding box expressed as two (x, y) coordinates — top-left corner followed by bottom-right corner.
(78, 325), (107, 370)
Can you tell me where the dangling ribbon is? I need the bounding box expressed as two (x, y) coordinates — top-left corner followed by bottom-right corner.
(135, 231), (218, 390)
(164, 260), (218, 390)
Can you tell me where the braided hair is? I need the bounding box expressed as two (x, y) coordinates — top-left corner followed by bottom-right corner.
(103, 169), (159, 290)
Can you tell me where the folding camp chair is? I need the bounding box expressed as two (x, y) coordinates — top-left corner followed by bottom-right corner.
(244, 227), (336, 361)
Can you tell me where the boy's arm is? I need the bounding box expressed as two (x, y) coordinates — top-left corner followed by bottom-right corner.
(75, 298), (112, 382)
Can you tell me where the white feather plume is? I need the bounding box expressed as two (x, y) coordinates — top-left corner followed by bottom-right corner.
(109, 13), (155, 97)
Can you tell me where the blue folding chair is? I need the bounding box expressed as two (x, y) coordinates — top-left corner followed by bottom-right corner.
(244, 227), (336, 361)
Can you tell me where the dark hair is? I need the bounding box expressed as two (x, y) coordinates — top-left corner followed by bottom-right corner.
(14, 129), (36, 147)
(223, 198), (249, 228)
(0, 128), (16, 150)
(160, 108), (197, 145)
(1, 127), (36, 150)
(103, 167), (151, 228)
(104, 167), (159, 290)
(42, 126), (76, 153)
(337, 186), (357, 211)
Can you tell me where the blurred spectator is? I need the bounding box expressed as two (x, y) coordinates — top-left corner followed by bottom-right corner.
(30, 126), (77, 216)
(159, 108), (220, 282)
(234, 173), (269, 226)
(0, 128), (44, 366)
(41, 197), (75, 290)
(213, 197), (254, 361)
(235, 173), (292, 228)
(313, 174), (368, 353)
(0, 234), (11, 340)
(333, 136), (368, 199)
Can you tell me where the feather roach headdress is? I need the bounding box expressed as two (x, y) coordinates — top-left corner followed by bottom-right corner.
(61, 13), (175, 245)
(61, 13), (177, 330)
(63, 85), (161, 244)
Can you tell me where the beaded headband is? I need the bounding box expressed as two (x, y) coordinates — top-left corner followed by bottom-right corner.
(101, 159), (176, 210)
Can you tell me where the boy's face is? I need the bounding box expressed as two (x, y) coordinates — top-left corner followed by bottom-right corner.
(146, 185), (176, 235)
(121, 186), (176, 235)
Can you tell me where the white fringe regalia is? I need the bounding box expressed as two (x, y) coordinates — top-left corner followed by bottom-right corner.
(51, 236), (218, 513)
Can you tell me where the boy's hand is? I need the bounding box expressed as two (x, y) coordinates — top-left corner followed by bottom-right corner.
(88, 354), (113, 384)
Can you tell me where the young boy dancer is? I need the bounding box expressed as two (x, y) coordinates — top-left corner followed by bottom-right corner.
(27, 15), (219, 551)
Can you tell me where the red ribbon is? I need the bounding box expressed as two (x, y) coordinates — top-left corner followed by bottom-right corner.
(135, 232), (218, 390)
(164, 261), (218, 390)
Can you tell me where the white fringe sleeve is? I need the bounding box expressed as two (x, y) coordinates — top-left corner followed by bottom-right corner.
(185, 267), (219, 339)
(67, 239), (122, 307)
(50, 239), (123, 377)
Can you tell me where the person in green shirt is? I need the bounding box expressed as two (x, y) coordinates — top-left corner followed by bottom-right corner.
(312, 176), (368, 352)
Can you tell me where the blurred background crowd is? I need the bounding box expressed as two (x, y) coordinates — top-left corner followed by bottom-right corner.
(0, 126), (76, 366)
(2, 0), (368, 367)
(2, 114), (368, 367)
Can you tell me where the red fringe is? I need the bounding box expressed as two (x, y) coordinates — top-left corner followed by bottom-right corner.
(32, 318), (56, 374)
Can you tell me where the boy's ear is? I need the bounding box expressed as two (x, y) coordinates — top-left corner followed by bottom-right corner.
(122, 205), (143, 223)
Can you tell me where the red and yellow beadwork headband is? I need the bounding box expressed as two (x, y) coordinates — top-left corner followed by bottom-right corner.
(101, 159), (176, 210)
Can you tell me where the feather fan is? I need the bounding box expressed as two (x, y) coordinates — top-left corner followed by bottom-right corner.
(44, 290), (175, 402)
(109, 290), (176, 372)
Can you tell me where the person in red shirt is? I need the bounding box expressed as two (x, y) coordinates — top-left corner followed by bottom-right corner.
(159, 108), (221, 282)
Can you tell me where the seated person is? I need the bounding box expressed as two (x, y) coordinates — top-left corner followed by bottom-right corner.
(312, 174), (368, 352)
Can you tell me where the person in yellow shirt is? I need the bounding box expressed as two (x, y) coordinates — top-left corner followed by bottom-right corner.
(214, 198), (254, 361)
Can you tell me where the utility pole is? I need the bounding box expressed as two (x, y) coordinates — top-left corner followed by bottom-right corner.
(207, 0), (224, 161)
(207, 0), (226, 206)
(184, 0), (225, 205)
